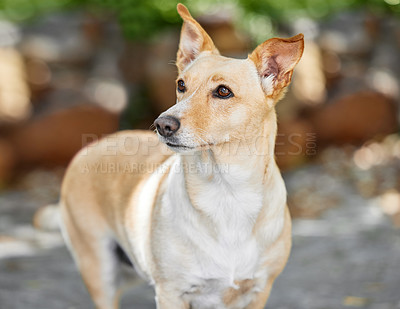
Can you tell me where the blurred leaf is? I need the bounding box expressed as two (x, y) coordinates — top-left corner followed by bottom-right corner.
(0, 0), (398, 40)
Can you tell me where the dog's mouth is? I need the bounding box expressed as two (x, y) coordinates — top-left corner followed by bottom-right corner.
(158, 133), (215, 152)
(166, 142), (194, 150)
(164, 140), (214, 152)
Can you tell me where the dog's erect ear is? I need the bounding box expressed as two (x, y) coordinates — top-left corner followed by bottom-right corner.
(176, 3), (219, 72)
(249, 34), (304, 97)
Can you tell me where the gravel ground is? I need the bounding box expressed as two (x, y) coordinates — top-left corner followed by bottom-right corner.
(0, 166), (399, 309)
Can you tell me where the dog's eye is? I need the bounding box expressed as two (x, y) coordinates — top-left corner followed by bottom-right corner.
(214, 85), (233, 99)
(177, 79), (186, 93)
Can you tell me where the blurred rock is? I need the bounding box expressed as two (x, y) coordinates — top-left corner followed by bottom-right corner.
(81, 13), (105, 46)
(0, 139), (15, 186)
(311, 91), (397, 145)
(318, 11), (372, 55)
(33, 203), (60, 231)
(145, 32), (179, 114)
(275, 118), (316, 171)
(316, 12), (400, 129)
(364, 13), (380, 40)
(321, 50), (342, 88)
(285, 166), (342, 218)
(19, 12), (93, 64)
(367, 17), (400, 103)
(0, 20), (21, 47)
(379, 190), (400, 228)
(85, 78), (128, 114)
(85, 45), (128, 114)
(350, 136), (400, 198)
(318, 134), (400, 205)
(7, 104), (118, 167)
(0, 10), (127, 179)
(120, 42), (150, 86)
(18, 169), (64, 203)
(319, 145), (356, 178)
(328, 76), (370, 103)
(367, 69), (399, 102)
(25, 58), (52, 101)
(371, 17), (400, 73)
(0, 48), (31, 123)
(38, 89), (90, 117)
(199, 13), (250, 57)
(292, 40), (326, 105)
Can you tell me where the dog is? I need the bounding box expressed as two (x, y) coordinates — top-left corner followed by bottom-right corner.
(35, 4), (304, 309)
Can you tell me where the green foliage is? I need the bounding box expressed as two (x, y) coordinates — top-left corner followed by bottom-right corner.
(72, 0), (188, 40)
(0, 0), (398, 41)
(0, 0), (72, 21)
(238, 0), (399, 21)
(0, 0), (188, 40)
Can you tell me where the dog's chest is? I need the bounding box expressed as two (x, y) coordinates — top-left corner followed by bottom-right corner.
(180, 238), (263, 309)
(160, 165), (266, 307)
(186, 181), (262, 278)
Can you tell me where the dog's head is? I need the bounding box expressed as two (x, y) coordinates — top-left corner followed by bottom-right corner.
(155, 4), (304, 153)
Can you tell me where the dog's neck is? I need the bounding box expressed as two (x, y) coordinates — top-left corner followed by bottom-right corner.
(175, 115), (280, 223)
(182, 112), (277, 186)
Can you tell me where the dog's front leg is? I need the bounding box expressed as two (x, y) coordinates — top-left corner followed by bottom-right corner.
(155, 286), (190, 309)
(245, 278), (274, 309)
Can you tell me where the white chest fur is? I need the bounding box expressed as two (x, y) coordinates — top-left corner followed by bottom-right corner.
(155, 157), (274, 308)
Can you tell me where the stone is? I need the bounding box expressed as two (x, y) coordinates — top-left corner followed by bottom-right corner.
(318, 11), (372, 55)
(7, 104), (119, 167)
(311, 91), (398, 145)
(0, 20), (21, 47)
(25, 58), (52, 101)
(0, 139), (15, 186)
(0, 48), (31, 123)
(199, 14), (250, 58)
(291, 40), (326, 106)
(275, 118), (316, 171)
(20, 12), (93, 64)
(145, 32), (180, 114)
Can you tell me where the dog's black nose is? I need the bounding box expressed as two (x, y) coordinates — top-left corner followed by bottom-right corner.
(154, 116), (180, 137)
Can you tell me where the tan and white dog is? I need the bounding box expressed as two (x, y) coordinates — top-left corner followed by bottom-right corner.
(37, 4), (304, 309)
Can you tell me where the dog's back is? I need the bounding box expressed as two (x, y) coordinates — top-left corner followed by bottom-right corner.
(61, 130), (171, 225)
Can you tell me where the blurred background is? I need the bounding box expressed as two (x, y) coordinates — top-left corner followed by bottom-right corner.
(0, 0), (399, 308)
